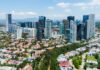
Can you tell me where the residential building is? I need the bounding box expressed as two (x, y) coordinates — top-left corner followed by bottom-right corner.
(51, 25), (61, 38)
(16, 27), (22, 39)
(22, 28), (37, 39)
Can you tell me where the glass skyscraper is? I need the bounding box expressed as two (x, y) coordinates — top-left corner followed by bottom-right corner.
(36, 16), (46, 40)
(83, 14), (95, 39)
(62, 19), (69, 38)
(67, 16), (77, 43)
(76, 20), (84, 40)
(6, 14), (12, 32)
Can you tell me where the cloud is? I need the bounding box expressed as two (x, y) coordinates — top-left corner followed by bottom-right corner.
(56, 0), (100, 11)
(11, 11), (37, 15)
(73, 3), (88, 10)
(0, 10), (38, 19)
(89, 0), (100, 6)
(11, 10), (37, 18)
(64, 9), (71, 12)
(56, 2), (70, 8)
(73, 0), (100, 10)
(73, 3), (85, 7)
(48, 6), (54, 10)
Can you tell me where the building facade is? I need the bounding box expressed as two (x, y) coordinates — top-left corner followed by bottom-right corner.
(36, 16), (46, 40)
(45, 19), (52, 39)
(67, 16), (77, 43)
(6, 14), (12, 32)
(62, 19), (69, 38)
(83, 14), (95, 39)
(70, 20), (77, 43)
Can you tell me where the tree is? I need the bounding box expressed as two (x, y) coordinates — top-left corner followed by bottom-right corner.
(72, 56), (82, 69)
(84, 63), (87, 70)
(72, 59), (80, 69)
(0, 31), (12, 48)
(97, 58), (100, 69)
(22, 33), (28, 40)
(94, 53), (99, 59)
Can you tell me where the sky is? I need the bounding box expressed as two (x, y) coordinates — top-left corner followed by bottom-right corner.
(0, 0), (99, 20)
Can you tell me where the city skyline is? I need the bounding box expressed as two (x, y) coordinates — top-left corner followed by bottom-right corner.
(0, 1), (100, 70)
(0, 0), (99, 20)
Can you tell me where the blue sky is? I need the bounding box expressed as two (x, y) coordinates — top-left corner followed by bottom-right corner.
(0, 0), (99, 20)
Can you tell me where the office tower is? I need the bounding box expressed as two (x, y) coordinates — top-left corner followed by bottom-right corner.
(59, 21), (63, 35)
(6, 14), (12, 32)
(76, 20), (84, 40)
(83, 14), (95, 39)
(67, 16), (74, 28)
(62, 19), (69, 38)
(32, 22), (36, 28)
(88, 14), (95, 38)
(19, 22), (33, 28)
(36, 16), (46, 40)
(26, 22), (33, 28)
(45, 19), (52, 39)
(70, 20), (77, 42)
(67, 16), (77, 43)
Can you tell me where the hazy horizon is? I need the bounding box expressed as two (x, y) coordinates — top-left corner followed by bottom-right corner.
(0, 0), (99, 20)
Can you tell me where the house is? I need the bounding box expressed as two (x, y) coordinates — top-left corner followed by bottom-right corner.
(59, 61), (72, 70)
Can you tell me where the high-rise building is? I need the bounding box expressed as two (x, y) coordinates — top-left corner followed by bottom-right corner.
(59, 21), (63, 35)
(6, 14), (12, 32)
(62, 19), (69, 38)
(76, 20), (84, 40)
(70, 20), (77, 42)
(83, 14), (95, 39)
(67, 16), (74, 28)
(19, 22), (33, 28)
(45, 19), (52, 39)
(16, 27), (22, 39)
(22, 28), (37, 39)
(67, 16), (77, 43)
(36, 16), (46, 40)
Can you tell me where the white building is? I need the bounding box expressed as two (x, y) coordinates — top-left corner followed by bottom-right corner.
(70, 20), (77, 43)
(22, 28), (37, 39)
(83, 14), (95, 39)
(87, 14), (95, 39)
(45, 19), (52, 39)
(51, 26), (62, 38)
(16, 27), (22, 39)
(0, 26), (6, 32)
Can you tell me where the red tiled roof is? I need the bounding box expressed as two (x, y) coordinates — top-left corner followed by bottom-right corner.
(59, 61), (70, 67)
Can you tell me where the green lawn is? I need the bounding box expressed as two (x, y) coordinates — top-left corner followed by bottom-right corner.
(87, 55), (97, 61)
